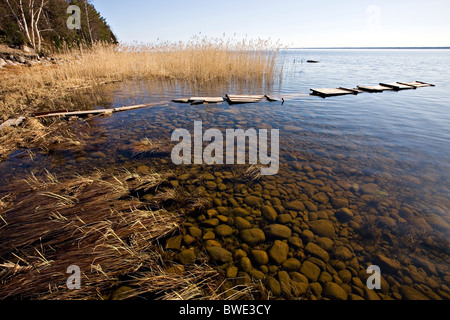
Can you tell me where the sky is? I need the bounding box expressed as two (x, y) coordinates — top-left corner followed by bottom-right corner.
(92, 0), (450, 47)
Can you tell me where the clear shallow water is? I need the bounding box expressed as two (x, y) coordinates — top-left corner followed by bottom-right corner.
(1, 49), (449, 299)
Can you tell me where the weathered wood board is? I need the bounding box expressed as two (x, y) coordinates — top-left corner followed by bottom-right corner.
(310, 88), (356, 97)
(396, 81), (435, 88)
(189, 97), (224, 103)
(35, 102), (167, 118)
(226, 94), (265, 104)
(357, 85), (394, 93)
(0, 116), (26, 130)
(338, 87), (363, 94)
(379, 82), (416, 90)
(265, 95), (283, 102)
(172, 98), (190, 103)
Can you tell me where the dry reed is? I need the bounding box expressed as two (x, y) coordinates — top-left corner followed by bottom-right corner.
(0, 169), (243, 300)
(0, 117), (86, 162)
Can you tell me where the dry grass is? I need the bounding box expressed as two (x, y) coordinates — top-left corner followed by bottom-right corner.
(131, 138), (173, 157)
(0, 36), (283, 120)
(0, 169), (244, 300)
(0, 117), (86, 162)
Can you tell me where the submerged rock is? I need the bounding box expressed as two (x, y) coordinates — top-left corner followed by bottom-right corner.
(269, 240), (289, 264)
(334, 246), (353, 261)
(215, 224), (234, 237)
(401, 285), (430, 300)
(300, 261), (321, 282)
(335, 208), (354, 222)
(309, 220), (335, 238)
(251, 250), (269, 265)
(282, 258), (301, 271)
(234, 216), (252, 230)
(375, 253), (401, 273)
(266, 276), (282, 296)
(207, 246), (233, 263)
(331, 197), (349, 209)
(178, 248), (196, 264)
(305, 242), (330, 262)
(285, 200), (305, 211)
(360, 183), (378, 195)
(278, 271), (292, 295)
(165, 235), (183, 250)
(239, 228), (266, 245)
(265, 224), (292, 239)
(261, 205), (278, 222)
(238, 257), (253, 273)
(323, 282), (348, 300)
(244, 196), (263, 206)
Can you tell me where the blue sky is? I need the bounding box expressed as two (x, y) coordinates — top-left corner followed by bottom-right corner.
(92, 0), (450, 47)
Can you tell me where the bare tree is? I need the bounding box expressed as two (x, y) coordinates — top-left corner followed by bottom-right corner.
(4, 0), (46, 52)
(84, 0), (93, 44)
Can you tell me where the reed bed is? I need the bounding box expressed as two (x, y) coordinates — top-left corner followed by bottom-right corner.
(0, 36), (283, 120)
(0, 169), (255, 300)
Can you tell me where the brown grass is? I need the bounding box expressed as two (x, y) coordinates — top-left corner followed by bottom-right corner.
(0, 117), (87, 162)
(0, 36), (283, 121)
(0, 169), (246, 300)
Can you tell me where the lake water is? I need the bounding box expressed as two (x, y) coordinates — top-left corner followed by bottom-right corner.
(1, 49), (449, 300)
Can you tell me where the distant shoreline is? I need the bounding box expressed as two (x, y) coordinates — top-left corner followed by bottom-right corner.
(288, 47), (450, 50)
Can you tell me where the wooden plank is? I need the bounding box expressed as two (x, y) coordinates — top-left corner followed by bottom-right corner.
(0, 116), (26, 130)
(265, 95), (283, 102)
(416, 81), (435, 87)
(114, 102), (162, 112)
(397, 81), (435, 88)
(36, 109), (112, 118)
(226, 94), (265, 104)
(189, 97), (224, 103)
(338, 87), (362, 94)
(310, 88), (355, 97)
(227, 95), (265, 99)
(36, 102), (167, 118)
(379, 82), (416, 90)
(190, 100), (205, 105)
(172, 98), (190, 103)
(32, 109), (69, 117)
(357, 85), (393, 93)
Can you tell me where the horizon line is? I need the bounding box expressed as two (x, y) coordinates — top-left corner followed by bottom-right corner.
(287, 46), (450, 50)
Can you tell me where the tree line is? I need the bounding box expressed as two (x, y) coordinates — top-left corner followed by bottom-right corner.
(0, 0), (117, 52)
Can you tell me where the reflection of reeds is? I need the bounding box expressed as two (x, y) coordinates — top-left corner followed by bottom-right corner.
(0, 170), (220, 300)
(0, 36), (283, 120)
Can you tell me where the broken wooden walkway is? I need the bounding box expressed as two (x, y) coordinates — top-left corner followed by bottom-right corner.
(34, 101), (169, 119)
(172, 95), (284, 105)
(311, 81), (434, 98)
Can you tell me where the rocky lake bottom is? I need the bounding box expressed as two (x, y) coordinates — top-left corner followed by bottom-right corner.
(1, 93), (449, 300)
